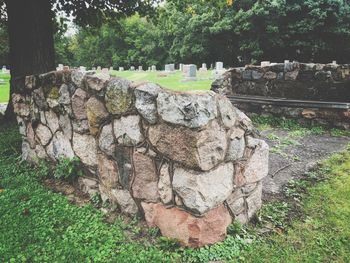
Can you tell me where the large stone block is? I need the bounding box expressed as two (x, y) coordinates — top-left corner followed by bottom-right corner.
(72, 133), (97, 167)
(72, 88), (89, 120)
(157, 91), (217, 128)
(173, 162), (234, 214)
(45, 110), (59, 134)
(148, 120), (227, 171)
(12, 93), (30, 117)
(134, 83), (161, 124)
(85, 72), (110, 91)
(111, 189), (138, 216)
(97, 153), (119, 189)
(35, 124), (52, 146)
(98, 123), (115, 157)
(46, 131), (75, 160)
(86, 97), (109, 136)
(158, 162), (174, 205)
(244, 137), (269, 184)
(132, 151), (159, 202)
(113, 115), (144, 146)
(142, 203), (232, 247)
(105, 78), (133, 114)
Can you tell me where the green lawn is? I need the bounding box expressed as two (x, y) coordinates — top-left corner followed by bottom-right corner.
(0, 70), (213, 104)
(0, 73), (10, 103)
(0, 122), (350, 262)
(110, 70), (213, 92)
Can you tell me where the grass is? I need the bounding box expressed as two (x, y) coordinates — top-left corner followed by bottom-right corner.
(110, 70), (213, 92)
(0, 121), (349, 262)
(0, 70), (213, 104)
(242, 148), (350, 262)
(0, 73), (10, 103)
(252, 115), (350, 137)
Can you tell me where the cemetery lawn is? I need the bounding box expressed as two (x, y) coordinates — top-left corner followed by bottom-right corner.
(0, 73), (10, 103)
(0, 71), (213, 104)
(0, 123), (349, 262)
(111, 70), (213, 91)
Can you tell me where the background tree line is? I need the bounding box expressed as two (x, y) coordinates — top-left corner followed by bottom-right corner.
(2, 0), (350, 69)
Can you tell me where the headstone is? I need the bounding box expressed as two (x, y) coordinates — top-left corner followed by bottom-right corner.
(284, 60), (290, 64)
(2, 66), (7, 74)
(202, 63), (207, 69)
(97, 66), (102, 71)
(261, 61), (270, 67)
(138, 66), (143, 71)
(130, 66), (135, 71)
(216, 62), (224, 71)
(183, 64), (197, 81)
(58, 64), (64, 71)
(332, 61), (337, 65)
(92, 67), (96, 70)
(179, 63), (184, 71)
(182, 65), (190, 76)
(110, 67), (114, 71)
(148, 67), (151, 71)
(164, 64), (170, 72)
(119, 67), (124, 71)
(169, 64), (175, 71)
(151, 65), (156, 72)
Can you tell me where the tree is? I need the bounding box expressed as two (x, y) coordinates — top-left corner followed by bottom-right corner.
(0, 0), (158, 122)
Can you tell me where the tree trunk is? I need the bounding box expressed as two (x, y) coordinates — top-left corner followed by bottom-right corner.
(3, 0), (55, 122)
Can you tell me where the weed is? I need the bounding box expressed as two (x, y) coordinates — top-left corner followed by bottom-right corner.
(53, 157), (82, 180)
(257, 202), (290, 229)
(90, 192), (102, 207)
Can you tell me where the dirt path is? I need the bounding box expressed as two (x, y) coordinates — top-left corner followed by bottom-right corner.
(261, 128), (349, 196)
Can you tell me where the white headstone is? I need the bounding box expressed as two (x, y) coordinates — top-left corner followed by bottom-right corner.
(80, 66), (86, 72)
(2, 66), (7, 74)
(202, 63), (207, 69)
(179, 63), (184, 71)
(284, 60), (290, 64)
(97, 66), (102, 71)
(183, 64), (197, 81)
(130, 66), (135, 71)
(92, 67), (96, 70)
(216, 62), (224, 71)
(138, 66), (143, 71)
(151, 65), (156, 72)
(261, 61), (270, 67)
(332, 60), (337, 65)
(148, 67), (151, 71)
(119, 67), (124, 71)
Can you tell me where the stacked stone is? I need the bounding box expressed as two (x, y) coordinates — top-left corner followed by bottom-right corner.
(14, 69), (269, 247)
(211, 62), (350, 129)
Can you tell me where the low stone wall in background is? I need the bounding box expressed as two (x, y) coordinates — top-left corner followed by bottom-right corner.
(212, 62), (350, 129)
(13, 69), (269, 247)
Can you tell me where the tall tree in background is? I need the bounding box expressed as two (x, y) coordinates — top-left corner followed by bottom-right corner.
(0, 0), (157, 122)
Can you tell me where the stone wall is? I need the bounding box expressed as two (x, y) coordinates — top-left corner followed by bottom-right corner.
(13, 69), (269, 247)
(211, 62), (350, 129)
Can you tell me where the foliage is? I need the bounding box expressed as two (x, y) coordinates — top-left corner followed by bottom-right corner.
(53, 157), (82, 180)
(57, 0), (350, 67)
(0, 121), (350, 262)
(0, 125), (180, 262)
(242, 145), (350, 262)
